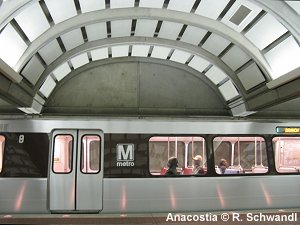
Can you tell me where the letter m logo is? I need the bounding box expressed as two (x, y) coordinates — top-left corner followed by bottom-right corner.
(117, 144), (134, 161)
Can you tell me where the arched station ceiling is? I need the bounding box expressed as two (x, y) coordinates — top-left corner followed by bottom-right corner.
(0, 0), (299, 118)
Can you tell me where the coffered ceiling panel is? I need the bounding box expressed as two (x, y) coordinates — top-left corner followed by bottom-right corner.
(135, 20), (158, 37)
(44, 0), (77, 24)
(111, 20), (132, 38)
(40, 76), (56, 98)
(79, 0), (106, 13)
(180, 25), (207, 45)
(111, 45), (129, 58)
(188, 56), (210, 73)
(52, 63), (71, 82)
(221, 45), (251, 71)
(265, 36), (300, 79)
(151, 46), (172, 59)
(205, 66), (228, 85)
(21, 55), (44, 85)
(237, 62), (266, 90)
(38, 39), (63, 65)
(195, 0), (230, 19)
(167, 0), (196, 13)
(170, 50), (191, 64)
(60, 29), (84, 51)
(158, 21), (183, 40)
(245, 14), (288, 50)
(139, 0), (164, 8)
(0, 24), (28, 67)
(14, 2), (50, 42)
(131, 45), (150, 57)
(202, 33), (231, 56)
(70, 53), (89, 69)
(91, 47), (109, 61)
(110, 0), (135, 9)
(221, 0), (262, 32)
(85, 22), (107, 41)
(219, 80), (239, 101)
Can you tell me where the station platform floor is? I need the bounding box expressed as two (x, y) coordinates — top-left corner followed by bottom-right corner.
(0, 209), (300, 225)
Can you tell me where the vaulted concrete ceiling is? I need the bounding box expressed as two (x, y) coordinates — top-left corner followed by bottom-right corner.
(0, 0), (299, 118)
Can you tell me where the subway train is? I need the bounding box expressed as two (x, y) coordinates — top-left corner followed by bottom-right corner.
(0, 118), (300, 214)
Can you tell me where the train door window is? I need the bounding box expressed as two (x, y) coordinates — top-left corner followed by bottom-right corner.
(81, 135), (101, 173)
(213, 136), (268, 174)
(149, 136), (207, 176)
(273, 137), (300, 173)
(53, 135), (73, 173)
(0, 135), (5, 173)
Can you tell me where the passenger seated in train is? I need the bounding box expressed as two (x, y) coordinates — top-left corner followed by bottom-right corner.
(165, 156), (179, 176)
(219, 158), (228, 174)
(192, 155), (204, 175)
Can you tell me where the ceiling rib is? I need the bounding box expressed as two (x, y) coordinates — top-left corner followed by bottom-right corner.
(13, 8), (272, 78)
(34, 36), (242, 94)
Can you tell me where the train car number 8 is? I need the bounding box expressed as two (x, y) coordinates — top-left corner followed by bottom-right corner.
(19, 135), (24, 143)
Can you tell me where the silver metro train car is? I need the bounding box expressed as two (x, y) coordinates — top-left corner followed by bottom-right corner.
(0, 118), (299, 214)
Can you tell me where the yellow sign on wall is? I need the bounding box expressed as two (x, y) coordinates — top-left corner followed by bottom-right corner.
(276, 127), (300, 133)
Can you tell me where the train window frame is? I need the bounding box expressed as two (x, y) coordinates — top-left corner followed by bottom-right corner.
(212, 135), (269, 175)
(0, 135), (5, 174)
(80, 134), (101, 174)
(272, 136), (300, 174)
(52, 134), (74, 174)
(148, 135), (207, 177)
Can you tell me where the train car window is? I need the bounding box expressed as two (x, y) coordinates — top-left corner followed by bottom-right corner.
(81, 135), (101, 174)
(213, 136), (268, 174)
(273, 137), (300, 173)
(53, 135), (73, 173)
(0, 135), (5, 173)
(149, 136), (207, 176)
(187, 138), (206, 168)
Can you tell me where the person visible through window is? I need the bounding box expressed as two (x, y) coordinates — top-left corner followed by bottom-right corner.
(192, 155), (204, 175)
(165, 156), (178, 176)
(219, 158), (229, 174)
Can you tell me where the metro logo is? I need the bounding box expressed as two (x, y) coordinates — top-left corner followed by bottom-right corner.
(116, 144), (135, 167)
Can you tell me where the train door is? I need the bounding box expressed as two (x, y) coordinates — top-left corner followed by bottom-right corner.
(49, 129), (103, 212)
